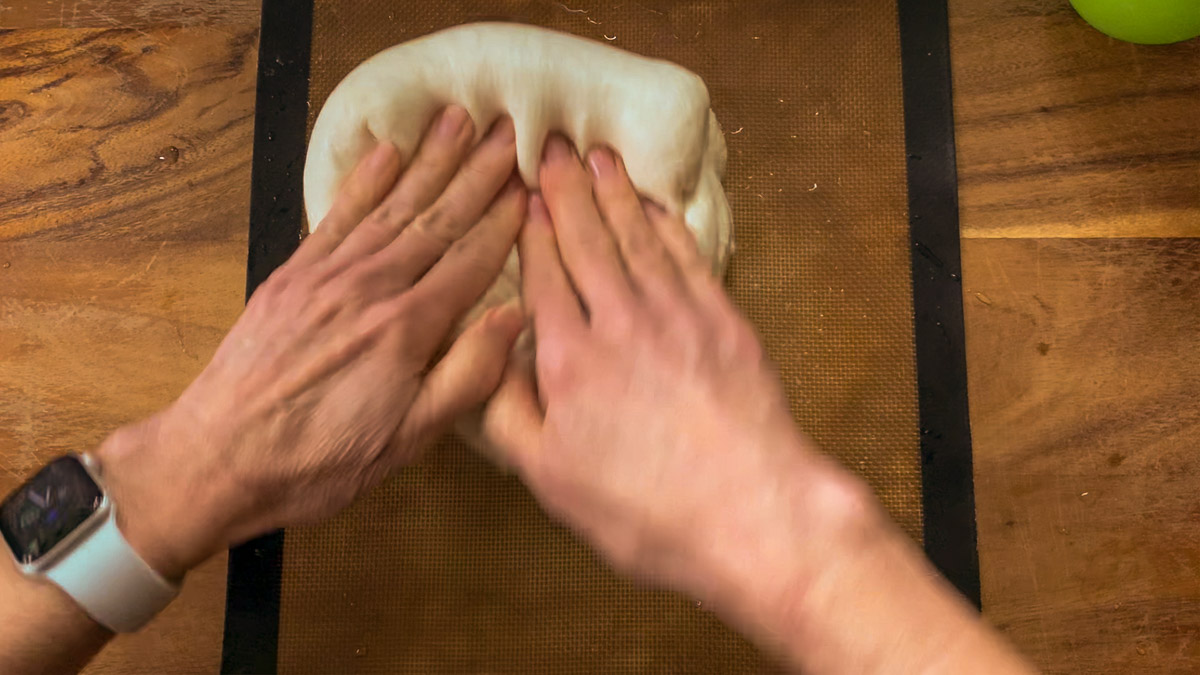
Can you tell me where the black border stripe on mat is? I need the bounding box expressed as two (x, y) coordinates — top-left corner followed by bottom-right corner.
(897, 0), (982, 606)
(220, 0), (312, 672)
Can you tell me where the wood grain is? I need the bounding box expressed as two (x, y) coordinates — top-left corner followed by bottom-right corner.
(962, 238), (1200, 673)
(950, 0), (1200, 238)
(0, 27), (258, 241)
(0, 21), (257, 675)
(0, 0), (260, 29)
(951, 1), (1200, 671)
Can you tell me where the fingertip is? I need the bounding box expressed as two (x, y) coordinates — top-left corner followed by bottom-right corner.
(437, 104), (471, 138)
(364, 140), (402, 171)
(586, 146), (616, 179)
(482, 361), (544, 468)
(528, 192), (551, 223)
(542, 134), (572, 164)
(486, 299), (527, 339)
(487, 116), (517, 145)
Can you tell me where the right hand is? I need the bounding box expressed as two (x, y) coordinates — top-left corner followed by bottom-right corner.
(484, 137), (865, 594)
(484, 139), (1034, 675)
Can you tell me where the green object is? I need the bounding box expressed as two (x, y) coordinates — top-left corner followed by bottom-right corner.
(1069, 0), (1200, 44)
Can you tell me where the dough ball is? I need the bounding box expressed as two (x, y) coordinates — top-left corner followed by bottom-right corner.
(304, 22), (733, 332)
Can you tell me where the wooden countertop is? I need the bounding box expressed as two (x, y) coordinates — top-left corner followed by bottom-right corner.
(952, 1), (1200, 671)
(0, 2), (257, 673)
(0, 1), (1196, 673)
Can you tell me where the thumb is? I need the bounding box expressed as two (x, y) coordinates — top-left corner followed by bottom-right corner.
(391, 300), (525, 458)
(480, 354), (544, 471)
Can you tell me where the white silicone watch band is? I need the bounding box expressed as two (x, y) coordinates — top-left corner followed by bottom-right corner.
(45, 510), (179, 633)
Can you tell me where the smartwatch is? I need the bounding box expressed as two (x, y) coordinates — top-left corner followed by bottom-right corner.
(0, 454), (179, 632)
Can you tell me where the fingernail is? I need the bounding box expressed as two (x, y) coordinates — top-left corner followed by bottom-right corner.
(489, 299), (526, 332)
(438, 105), (468, 137)
(488, 117), (516, 144)
(587, 148), (614, 177)
(543, 135), (571, 163)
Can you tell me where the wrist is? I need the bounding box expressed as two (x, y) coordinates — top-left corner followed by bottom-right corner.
(686, 440), (1013, 674)
(684, 439), (889, 640)
(95, 414), (232, 580)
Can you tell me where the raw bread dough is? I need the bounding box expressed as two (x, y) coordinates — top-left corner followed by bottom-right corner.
(304, 22), (733, 327)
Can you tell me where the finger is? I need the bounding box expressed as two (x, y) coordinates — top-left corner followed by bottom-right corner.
(642, 200), (733, 307)
(380, 117), (518, 283)
(585, 147), (688, 301)
(539, 135), (634, 316)
(403, 177), (527, 355)
(289, 142), (405, 267)
(390, 301), (526, 459)
(331, 105), (475, 262)
(643, 200), (710, 278)
(520, 192), (586, 339)
(480, 354), (544, 471)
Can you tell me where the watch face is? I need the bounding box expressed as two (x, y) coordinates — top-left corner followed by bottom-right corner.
(1, 456), (103, 566)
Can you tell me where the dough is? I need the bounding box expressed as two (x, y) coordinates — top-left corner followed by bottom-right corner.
(304, 23), (733, 327)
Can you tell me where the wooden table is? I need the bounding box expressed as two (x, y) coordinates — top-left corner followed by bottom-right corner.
(0, 1), (1196, 673)
(0, 2), (258, 673)
(953, 2), (1200, 672)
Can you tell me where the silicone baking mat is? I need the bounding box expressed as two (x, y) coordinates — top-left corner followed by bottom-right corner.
(224, 0), (976, 672)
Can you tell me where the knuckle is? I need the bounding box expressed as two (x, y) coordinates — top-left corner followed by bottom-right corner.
(253, 270), (289, 302)
(616, 228), (652, 259)
(323, 265), (370, 302)
(383, 292), (421, 327)
(263, 263), (297, 290)
(725, 323), (765, 363)
(411, 203), (460, 245)
(635, 243), (675, 275)
(443, 234), (497, 271)
(535, 339), (577, 391)
(306, 279), (358, 325)
(369, 199), (417, 230)
(354, 216), (397, 244)
(250, 266), (305, 310)
(357, 297), (412, 347)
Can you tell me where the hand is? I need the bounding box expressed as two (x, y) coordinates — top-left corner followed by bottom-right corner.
(480, 140), (1038, 675)
(483, 137), (862, 596)
(97, 106), (526, 579)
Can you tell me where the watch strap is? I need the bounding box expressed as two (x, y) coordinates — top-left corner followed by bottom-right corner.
(45, 510), (179, 632)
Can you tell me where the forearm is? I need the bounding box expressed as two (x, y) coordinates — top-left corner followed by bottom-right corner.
(0, 538), (112, 675)
(692, 443), (1034, 674)
(0, 421), (220, 675)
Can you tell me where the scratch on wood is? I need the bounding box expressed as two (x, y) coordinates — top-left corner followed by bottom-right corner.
(88, 6), (154, 40)
(173, 323), (198, 361)
(144, 241), (166, 273)
(115, 242), (167, 287)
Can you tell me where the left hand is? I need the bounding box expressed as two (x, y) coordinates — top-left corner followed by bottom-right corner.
(96, 107), (525, 579)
